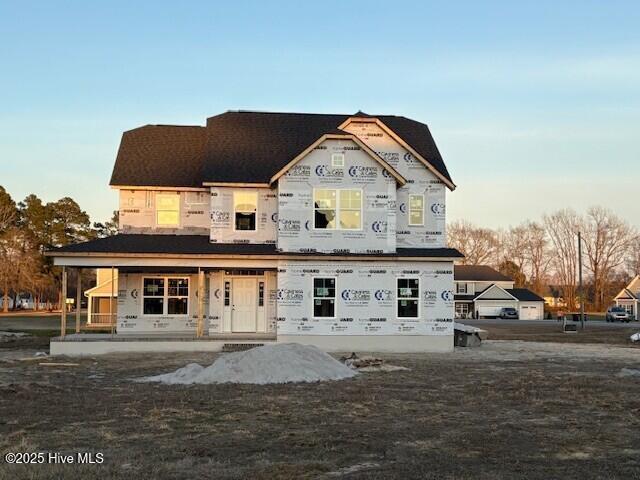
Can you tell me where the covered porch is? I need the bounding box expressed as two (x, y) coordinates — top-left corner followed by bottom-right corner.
(47, 236), (282, 355)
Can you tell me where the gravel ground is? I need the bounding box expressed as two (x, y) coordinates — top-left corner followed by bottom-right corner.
(1, 335), (639, 479)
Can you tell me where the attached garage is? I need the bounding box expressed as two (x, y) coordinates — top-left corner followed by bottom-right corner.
(472, 284), (545, 320)
(519, 302), (543, 320)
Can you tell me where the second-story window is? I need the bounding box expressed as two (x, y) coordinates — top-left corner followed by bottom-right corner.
(408, 194), (424, 226)
(314, 189), (362, 230)
(234, 191), (257, 231)
(156, 193), (180, 226)
(331, 153), (345, 167)
(456, 282), (468, 294)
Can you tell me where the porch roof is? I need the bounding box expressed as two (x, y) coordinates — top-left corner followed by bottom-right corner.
(47, 234), (464, 260)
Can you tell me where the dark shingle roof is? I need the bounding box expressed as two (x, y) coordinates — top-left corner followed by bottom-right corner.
(110, 111), (453, 188)
(507, 288), (545, 302)
(48, 234), (463, 259)
(110, 125), (207, 188)
(454, 265), (513, 282)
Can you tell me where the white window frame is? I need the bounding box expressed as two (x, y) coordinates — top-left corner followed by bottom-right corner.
(455, 302), (469, 318)
(312, 276), (337, 319)
(141, 276), (190, 317)
(233, 190), (258, 232)
(396, 277), (420, 319)
(155, 193), (181, 227)
(312, 188), (363, 231)
(408, 194), (424, 227)
(331, 152), (345, 167)
(456, 282), (468, 294)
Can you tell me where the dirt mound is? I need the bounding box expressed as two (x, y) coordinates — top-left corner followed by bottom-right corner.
(139, 343), (358, 385)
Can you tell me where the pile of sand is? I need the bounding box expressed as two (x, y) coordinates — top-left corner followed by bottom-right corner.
(138, 343), (358, 385)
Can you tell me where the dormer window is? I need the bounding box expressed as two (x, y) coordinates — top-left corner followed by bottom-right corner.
(234, 191), (257, 231)
(331, 153), (345, 167)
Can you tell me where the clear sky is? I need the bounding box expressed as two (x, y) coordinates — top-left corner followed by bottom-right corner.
(1, 1), (638, 228)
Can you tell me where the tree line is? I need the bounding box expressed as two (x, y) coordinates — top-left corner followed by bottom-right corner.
(448, 207), (640, 311)
(2, 183), (638, 313)
(0, 185), (118, 312)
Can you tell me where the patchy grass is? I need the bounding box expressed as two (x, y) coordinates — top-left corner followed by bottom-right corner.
(476, 321), (640, 346)
(1, 340), (639, 479)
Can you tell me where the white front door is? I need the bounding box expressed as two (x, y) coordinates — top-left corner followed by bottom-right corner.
(232, 278), (257, 332)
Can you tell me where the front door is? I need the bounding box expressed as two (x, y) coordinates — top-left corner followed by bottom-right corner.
(231, 278), (257, 332)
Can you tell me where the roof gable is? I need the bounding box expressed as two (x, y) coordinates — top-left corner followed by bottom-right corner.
(338, 117), (455, 190)
(474, 284), (518, 301)
(269, 133), (406, 186)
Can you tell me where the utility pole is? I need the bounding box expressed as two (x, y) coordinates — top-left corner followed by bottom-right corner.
(578, 231), (585, 330)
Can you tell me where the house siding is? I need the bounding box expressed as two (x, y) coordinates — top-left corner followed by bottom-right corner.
(209, 187), (278, 244)
(276, 260), (454, 336)
(277, 138), (397, 254)
(119, 189), (209, 235)
(342, 121), (446, 248)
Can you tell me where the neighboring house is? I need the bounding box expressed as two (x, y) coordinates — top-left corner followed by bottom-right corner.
(614, 275), (640, 320)
(85, 269), (118, 327)
(454, 265), (545, 320)
(48, 111), (463, 353)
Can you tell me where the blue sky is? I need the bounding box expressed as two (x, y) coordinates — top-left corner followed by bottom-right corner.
(1, 0), (638, 228)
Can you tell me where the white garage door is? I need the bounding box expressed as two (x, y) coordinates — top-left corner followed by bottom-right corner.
(478, 306), (502, 318)
(520, 305), (541, 320)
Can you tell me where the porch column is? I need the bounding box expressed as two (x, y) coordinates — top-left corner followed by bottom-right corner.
(60, 267), (67, 338)
(197, 268), (205, 337)
(110, 266), (115, 336)
(75, 268), (82, 334)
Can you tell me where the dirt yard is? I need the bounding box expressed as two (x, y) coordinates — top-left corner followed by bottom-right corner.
(1, 334), (639, 479)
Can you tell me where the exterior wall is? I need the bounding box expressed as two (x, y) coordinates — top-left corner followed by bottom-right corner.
(208, 270), (277, 334)
(209, 187), (278, 244)
(342, 121), (446, 248)
(276, 260), (454, 336)
(119, 189), (209, 235)
(277, 138), (397, 254)
(116, 273), (207, 334)
(474, 280), (514, 292)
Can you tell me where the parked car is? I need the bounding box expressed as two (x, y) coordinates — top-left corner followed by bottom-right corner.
(605, 306), (630, 323)
(499, 307), (518, 319)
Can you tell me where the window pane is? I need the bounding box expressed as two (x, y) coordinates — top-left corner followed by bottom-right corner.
(340, 210), (361, 230)
(314, 278), (335, 297)
(409, 195), (423, 209)
(397, 279), (418, 298)
(409, 210), (423, 226)
(340, 190), (362, 209)
(314, 190), (336, 209)
(398, 299), (418, 318)
(144, 278), (164, 296)
(314, 299), (335, 317)
(143, 298), (164, 315)
(314, 209), (336, 229)
(224, 281), (230, 306)
(157, 210), (179, 226)
(234, 192), (257, 212)
(168, 297), (188, 315)
(236, 212), (256, 230)
(168, 278), (189, 297)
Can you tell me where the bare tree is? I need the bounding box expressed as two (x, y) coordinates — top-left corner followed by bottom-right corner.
(626, 236), (640, 277)
(447, 220), (499, 265)
(581, 207), (635, 310)
(543, 209), (580, 310)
